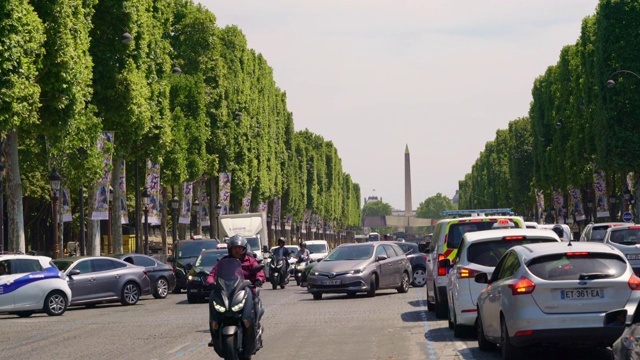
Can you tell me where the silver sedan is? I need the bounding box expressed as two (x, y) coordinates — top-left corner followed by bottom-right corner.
(307, 242), (412, 300)
(53, 256), (151, 307)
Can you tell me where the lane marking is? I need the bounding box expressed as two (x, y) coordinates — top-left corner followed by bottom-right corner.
(167, 343), (190, 353)
(415, 288), (438, 360)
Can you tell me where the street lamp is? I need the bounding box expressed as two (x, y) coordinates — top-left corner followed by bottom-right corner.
(142, 187), (150, 255)
(193, 198), (200, 236)
(170, 196), (179, 243)
(606, 70), (640, 88)
(49, 168), (62, 259)
(108, 186), (114, 254)
(586, 193), (594, 222)
(215, 204), (222, 240)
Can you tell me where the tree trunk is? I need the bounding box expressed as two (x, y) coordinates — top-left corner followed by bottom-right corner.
(87, 185), (101, 255)
(179, 185), (186, 241)
(111, 159), (123, 253)
(161, 186), (168, 254)
(4, 130), (25, 253)
(193, 181), (201, 236)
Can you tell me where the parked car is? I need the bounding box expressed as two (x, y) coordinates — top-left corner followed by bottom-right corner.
(307, 242), (412, 300)
(444, 229), (560, 337)
(427, 215), (525, 318)
(580, 222), (629, 242)
(110, 253), (176, 299)
(392, 241), (427, 287)
(186, 249), (228, 303)
(168, 239), (219, 293)
(475, 242), (639, 359)
(0, 255), (72, 317)
(603, 224), (640, 275)
(53, 256), (151, 307)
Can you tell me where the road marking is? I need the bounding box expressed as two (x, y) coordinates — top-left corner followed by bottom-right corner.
(167, 343), (190, 353)
(415, 288), (438, 360)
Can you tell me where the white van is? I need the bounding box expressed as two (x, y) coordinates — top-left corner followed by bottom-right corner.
(305, 240), (329, 261)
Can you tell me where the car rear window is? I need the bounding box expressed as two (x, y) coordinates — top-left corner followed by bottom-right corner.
(527, 252), (627, 281)
(590, 226), (611, 242)
(608, 228), (640, 245)
(467, 238), (557, 267)
(448, 220), (521, 249)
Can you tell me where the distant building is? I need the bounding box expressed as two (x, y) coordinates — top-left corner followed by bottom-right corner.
(364, 196), (381, 205)
(452, 190), (460, 205)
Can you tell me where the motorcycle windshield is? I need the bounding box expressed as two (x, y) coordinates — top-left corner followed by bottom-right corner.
(215, 258), (244, 290)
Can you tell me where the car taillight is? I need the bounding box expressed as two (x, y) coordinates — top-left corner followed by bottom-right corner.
(629, 226), (640, 230)
(515, 330), (533, 337)
(508, 276), (535, 295)
(565, 252), (589, 256)
(628, 274), (640, 291)
(438, 267), (447, 276)
(503, 236), (525, 241)
(456, 267), (481, 279)
(438, 254), (445, 262)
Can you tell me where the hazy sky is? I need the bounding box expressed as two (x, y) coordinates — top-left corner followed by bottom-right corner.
(200, 0), (599, 210)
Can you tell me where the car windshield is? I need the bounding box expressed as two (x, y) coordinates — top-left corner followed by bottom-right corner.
(196, 252), (225, 267)
(53, 260), (74, 271)
(246, 237), (260, 252)
(307, 244), (327, 254)
(467, 238), (557, 267)
(609, 228), (640, 245)
(324, 245), (373, 261)
(178, 241), (219, 258)
(527, 252), (627, 281)
(448, 220), (521, 249)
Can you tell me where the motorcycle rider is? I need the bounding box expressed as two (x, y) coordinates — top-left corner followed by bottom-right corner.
(274, 237), (292, 274)
(206, 234), (266, 352)
(295, 242), (310, 262)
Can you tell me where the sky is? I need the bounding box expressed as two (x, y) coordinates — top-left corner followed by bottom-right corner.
(199, 0), (600, 210)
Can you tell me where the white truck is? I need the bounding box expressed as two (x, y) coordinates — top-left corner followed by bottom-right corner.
(218, 212), (269, 263)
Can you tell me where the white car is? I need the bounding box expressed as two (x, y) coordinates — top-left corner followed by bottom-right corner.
(0, 255), (72, 317)
(445, 229), (560, 337)
(305, 240), (329, 261)
(475, 242), (639, 359)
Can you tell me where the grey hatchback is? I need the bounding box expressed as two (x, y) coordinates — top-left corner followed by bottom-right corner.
(307, 242), (412, 300)
(53, 256), (151, 307)
(111, 253), (176, 299)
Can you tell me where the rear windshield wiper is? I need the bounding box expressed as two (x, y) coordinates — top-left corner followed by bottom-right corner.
(579, 273), (615, 280)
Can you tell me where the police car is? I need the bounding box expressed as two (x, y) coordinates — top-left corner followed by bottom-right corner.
(0, 255), (72, 317)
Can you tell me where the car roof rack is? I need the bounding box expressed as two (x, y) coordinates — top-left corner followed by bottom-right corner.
(442, 208), (515, 218)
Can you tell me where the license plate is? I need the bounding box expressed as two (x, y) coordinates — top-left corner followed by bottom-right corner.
(628, 254), (640, 260)
(561, 289), (604, 300)
(322, 280), (341, 285)
(189, 289), (198, 293)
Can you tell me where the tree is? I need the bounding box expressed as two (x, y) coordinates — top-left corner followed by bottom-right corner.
(416, 193), (455, 219)
(362, 200), (392, 217)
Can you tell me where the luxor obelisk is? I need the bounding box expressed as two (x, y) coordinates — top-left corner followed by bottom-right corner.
(405, 144), (412, 234)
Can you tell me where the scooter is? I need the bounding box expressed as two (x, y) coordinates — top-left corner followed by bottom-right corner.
(294, 258), (310, 286)
(209, 258), (264, 360)
(268, 255), (290, 290)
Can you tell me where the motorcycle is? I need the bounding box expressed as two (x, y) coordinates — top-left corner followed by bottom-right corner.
(209, 258), (264, 360)
(268, 248), (290, 290)
(294, 258), (311, 286)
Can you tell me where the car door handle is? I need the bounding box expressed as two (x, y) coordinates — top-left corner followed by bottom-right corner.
(114, 274), (121, 279)
(89, 278), (96, 282)
(6, 280), (13, 285)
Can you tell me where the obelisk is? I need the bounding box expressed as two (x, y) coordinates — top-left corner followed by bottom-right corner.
(405, 144), (412, 234)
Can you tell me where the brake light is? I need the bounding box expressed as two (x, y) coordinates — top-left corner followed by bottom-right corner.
(438, 267), (447, 276)
(457, 267), (481, 279)
(498, 219), (511, 225)
(470, 219), (482, 222)
(514, 330), (533, 337)
(503, 236), (525, 241)
(508, 277), (535, 295)
(143, 270), (148, 276)
(628, 274), (640, 291)
(438, 254), (445, 262)
(629, 226), (640, 229)
(565, 252), (589, 256)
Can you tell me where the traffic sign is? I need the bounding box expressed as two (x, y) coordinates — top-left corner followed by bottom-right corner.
(623, 212), (634, 222)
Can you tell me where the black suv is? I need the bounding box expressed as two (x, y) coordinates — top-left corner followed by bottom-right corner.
(580, 222), (630, 242)
(168, 239), (219, 293)
(392, 241), (427, 287)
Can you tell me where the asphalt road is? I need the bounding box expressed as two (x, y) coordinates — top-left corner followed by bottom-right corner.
(0, 284), (615, 359)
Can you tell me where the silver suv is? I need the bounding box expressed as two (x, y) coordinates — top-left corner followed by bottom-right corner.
(580, 222), (629, 242)
(603, 224), (640, 275)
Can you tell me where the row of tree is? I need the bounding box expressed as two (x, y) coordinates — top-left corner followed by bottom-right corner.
(1, 0), (361, 255)
(457, 0), (640, 221)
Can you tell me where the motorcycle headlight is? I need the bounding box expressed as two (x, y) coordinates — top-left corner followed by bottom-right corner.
(231, 298), (246, 312)
(213, 301), (226, 313)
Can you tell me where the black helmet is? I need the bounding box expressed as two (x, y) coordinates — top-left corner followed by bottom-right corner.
(278, 237), (285, 245)
(227, 234), (248, 256)
(552, 225), (564, 239)
(300, 242), (307, 248)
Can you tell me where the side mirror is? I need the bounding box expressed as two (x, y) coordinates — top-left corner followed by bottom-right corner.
(438, 259), (451, 268)
(604, 309), (627, 327)
(253, 264), (265, 274)
(69, 269), (81, 276)
(316, 258), (322, 263)
(376, 255), (388, 262)
(474, 273), (489, 284)
(167, 256), (175, 263)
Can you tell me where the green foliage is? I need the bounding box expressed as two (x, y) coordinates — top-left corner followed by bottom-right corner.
(416, 193), (456, 219)
(362, 200), (392, 217)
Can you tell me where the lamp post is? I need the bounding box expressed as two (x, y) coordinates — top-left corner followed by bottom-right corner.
(193, 199), (200, 237)
(586, 193), (594, 223)
(171, 195), (179, 243)
(610, 192), (618, 220)
(215, 204), (222, 240)
(108, 186), (113, 254)
(0, 139), (4, 254)
(49, 168), (62, 259)
(142, 187), (150, 255)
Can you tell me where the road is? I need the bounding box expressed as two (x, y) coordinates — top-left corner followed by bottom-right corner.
(0, 285), (614, 359)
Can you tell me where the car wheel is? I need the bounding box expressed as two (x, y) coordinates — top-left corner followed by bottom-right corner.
(272, 283), (277, 290)
(448, 301), (454, 330)
(153, 277), (169, 299)
(16, 311), (34, 318)
(477, 312), (496, 351)
(501, 316), (523, 360)
(397, 271), (410, 293)
(435, 289), (447, 319)
(121, 282), (140, 306)
(313, 293), (322, 300)
(367, 274), (377, 297)
(412, 267), (427, 287)
(44, 291), (67, 316)
(280, 285), (285, 289)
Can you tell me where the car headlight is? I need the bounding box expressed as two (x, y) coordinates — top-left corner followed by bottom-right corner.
(188, 275), (195, 281)
(313, 271), (320, 276)
(58, 272), (67, 280)
(231, 298), (246, 312)
(213, 301), (226, 313)
(349, 269), (363, 275)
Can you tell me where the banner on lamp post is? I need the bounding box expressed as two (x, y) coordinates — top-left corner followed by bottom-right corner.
(119, 160), (129, 224)
(91, 131), (113, 220)
(62, 188), (72, 223)
(535, 190), (545, 224)
(242, 187), (252, 214)
(179, 182), (193, 224)
(593, 168), (609, 218)
(199, 179), (210, 226)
